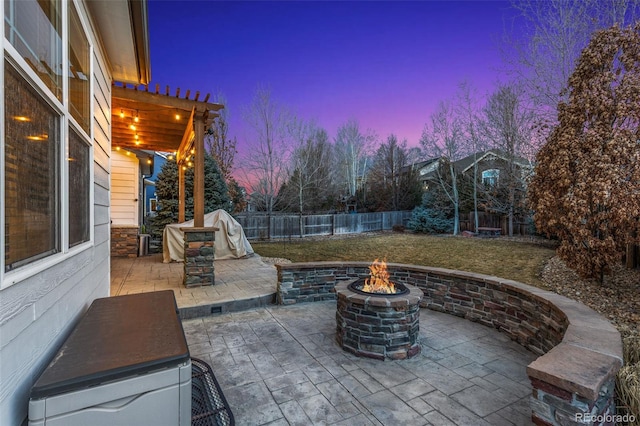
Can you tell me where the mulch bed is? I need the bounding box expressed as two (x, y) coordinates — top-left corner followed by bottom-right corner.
(540, 256), (640, 340)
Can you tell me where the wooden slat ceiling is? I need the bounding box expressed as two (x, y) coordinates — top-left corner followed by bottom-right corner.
(111, 83), (223, 153)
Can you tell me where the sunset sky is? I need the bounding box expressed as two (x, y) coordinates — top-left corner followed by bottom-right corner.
(148, 0), (517, 151)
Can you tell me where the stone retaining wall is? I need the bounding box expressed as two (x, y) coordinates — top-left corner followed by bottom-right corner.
(276, 262), (623, 426)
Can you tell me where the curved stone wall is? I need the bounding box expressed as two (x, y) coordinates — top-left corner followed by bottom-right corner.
(276, 261), (623, 426)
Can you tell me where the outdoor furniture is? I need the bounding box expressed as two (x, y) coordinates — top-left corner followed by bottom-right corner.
(29, 291), (192, 425)
(191, 358), (234, 426)
(477, 226), (501, 237)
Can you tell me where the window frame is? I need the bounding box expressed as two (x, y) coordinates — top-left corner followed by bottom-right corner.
(1, 0), (94, 288)
(482, 169), (500, 187)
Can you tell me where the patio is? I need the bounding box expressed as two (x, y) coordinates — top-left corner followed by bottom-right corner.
(110, 254), (536, 425)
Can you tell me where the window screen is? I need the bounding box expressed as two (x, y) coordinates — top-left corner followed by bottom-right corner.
(4, 61), (60, 272)
(68, 128), (90, 247)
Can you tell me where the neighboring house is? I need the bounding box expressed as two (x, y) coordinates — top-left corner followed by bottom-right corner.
(413, 157), (441, 190)
(1, 1), (150, 424)
(144, 152), (168, 219)
(415, 149), (533, 192)
(454, 149), (533, 187)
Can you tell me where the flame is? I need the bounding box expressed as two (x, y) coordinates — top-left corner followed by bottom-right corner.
(362, 259), (397, 294)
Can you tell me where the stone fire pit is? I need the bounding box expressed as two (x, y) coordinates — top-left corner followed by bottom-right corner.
(335, 279), (423, 360)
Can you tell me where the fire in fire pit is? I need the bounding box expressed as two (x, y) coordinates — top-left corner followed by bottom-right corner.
(362, 259), (395, 294)
(350, 259), (408, 296)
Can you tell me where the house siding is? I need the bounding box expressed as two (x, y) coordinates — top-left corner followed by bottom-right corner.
(110, 150), (140, 226)
(0, 6), (112, 425)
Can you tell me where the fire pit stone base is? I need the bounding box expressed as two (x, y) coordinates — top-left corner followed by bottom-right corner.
(335, 280), (423, 361)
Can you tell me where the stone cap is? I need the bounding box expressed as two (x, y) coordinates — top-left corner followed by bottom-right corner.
(525, 291), (622, 401)
(335, 280), (423, 307)
(180, 227), (219, 232)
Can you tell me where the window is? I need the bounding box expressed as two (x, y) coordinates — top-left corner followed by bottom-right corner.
(68, 128), (90, 247)
(4, 62), (60, 272)
(3, 0), (94, 277)
(68, 4), (90, 133)
(482, 169), (500, 187)
(4, 0), (63, 99)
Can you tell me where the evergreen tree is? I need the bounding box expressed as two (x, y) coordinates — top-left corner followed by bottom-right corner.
(151, 154), (231, 236)
(150, 158), (179, 238)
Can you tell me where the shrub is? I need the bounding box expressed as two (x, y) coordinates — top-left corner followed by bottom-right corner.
(617, 334), (640, 425)
(392, 224), (405, 233)
(616, 363), (640, 425)
(407, 206), (453, 234)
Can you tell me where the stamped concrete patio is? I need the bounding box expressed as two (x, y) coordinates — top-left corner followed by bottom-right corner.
(110, 254), (536, 425)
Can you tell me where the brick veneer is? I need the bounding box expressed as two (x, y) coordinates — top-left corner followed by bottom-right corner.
(276, 262), (623, 426)
(110, 225), (139, 258)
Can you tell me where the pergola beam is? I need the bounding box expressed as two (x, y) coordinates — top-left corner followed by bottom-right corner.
(113, 85), (223, 113)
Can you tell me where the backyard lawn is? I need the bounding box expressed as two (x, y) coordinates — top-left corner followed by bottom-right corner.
(251, 233), (556, 287)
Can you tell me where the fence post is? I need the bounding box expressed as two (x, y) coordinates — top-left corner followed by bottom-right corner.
(332, 214), (335, 235)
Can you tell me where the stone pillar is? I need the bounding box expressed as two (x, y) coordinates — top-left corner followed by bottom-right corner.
(181, 227), (218, 287)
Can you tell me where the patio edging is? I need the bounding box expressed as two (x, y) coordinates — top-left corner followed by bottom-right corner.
(275, 261), (623, 426)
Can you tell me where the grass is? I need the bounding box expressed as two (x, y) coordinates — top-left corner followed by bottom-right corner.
(252, 233), (556, 286)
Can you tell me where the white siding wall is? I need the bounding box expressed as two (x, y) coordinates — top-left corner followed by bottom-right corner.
(0, 5), (112, 424)
(110, 150), (140, 226)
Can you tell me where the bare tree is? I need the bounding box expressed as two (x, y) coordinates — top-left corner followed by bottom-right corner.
(482, 84), (535, 237)
(420, 100), (467, 235)
(333, 119), (374, 209)
(241, 86), (291, 235)
(205, 93), (246, 213)
(206, 93), (237, 181)
(368, 135), (422, 211)
(502, 0), (640, 129)
(284, 121), (334, 215)
(455, 81), (486, 233)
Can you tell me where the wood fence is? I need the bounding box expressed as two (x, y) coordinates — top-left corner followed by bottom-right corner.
(235, 211), (412, 240)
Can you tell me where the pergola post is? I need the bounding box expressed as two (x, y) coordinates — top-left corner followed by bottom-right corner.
(178, 163), (185, 223)
(193, 112), (205, 227)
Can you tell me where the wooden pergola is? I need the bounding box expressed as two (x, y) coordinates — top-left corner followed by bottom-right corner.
(112, 83), (223, 226)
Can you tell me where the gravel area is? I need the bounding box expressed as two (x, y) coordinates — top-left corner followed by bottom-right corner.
(259, 256), (291, 265)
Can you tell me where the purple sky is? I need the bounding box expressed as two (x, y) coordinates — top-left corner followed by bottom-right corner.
(148, 0), (516, 150)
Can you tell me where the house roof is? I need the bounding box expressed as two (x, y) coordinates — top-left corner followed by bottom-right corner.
(86, 0), (151, 85)
(455, 149), (532, 174)
(412, 158), (440, 170)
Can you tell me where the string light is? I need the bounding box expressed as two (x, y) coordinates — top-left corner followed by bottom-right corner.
(134, 110), (139, 123)
(119, 109), (124, 118)
(129, 124), (136, 131)
(116, 146), (121, 151)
